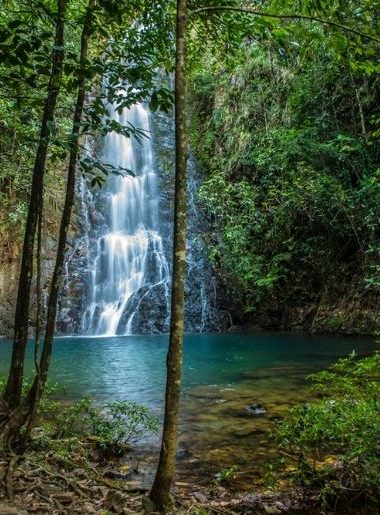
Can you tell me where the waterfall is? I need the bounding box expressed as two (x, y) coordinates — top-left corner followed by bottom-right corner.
(56, 91), (231, 336)
(82, 99), (170, 336)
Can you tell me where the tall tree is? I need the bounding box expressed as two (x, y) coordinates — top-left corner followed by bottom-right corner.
(2, 0), (66, 412)
(26, 0), (97, 427)
(149, 0), (187, 510)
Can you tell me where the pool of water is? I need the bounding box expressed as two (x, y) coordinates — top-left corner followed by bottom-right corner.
(0, 331), (377, 484)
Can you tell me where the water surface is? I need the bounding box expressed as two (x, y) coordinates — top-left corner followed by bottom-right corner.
(0, 331), (376, 483)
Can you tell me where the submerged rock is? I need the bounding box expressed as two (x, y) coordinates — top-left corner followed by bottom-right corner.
(244, 403), (267, 416)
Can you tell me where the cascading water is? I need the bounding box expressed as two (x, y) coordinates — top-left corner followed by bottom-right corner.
(57, 89), (231, 336)
(82, 99), (170, 336)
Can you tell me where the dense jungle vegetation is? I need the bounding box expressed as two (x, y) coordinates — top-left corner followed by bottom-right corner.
(189, 29), (380, 332)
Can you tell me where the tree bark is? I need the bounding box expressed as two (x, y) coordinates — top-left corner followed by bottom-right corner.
(26, 0), (96, 424)
(3, 0), (66, 411)
(149, 0), (187, 511)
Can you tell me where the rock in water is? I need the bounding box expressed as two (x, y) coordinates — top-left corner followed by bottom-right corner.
(244, 403), (267, 416)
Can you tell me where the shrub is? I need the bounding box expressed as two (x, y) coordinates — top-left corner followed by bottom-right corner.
(272, 351), (380, 508)
(0, 377), (158, 456)
(49, 398), (159, 455)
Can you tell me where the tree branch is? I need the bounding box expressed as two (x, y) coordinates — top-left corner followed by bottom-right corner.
(190, 6), (380, 45)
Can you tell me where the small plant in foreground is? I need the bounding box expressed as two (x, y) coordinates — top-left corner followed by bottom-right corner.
(215, 465), (238, 485)
(49, 398), (159, 455)
(271, 351), (380, 508)
(1, 376), (159, 456)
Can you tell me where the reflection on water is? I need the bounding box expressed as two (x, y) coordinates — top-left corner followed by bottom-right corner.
(0, 331), (376, 483)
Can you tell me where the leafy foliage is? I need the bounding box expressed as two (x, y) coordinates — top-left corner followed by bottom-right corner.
(0, 0), (174, 238)
(47, 397), (159, 455)
(272, 352), (380, 507)
(214, 465), (238, 485)
(0, 376), (158, 455)
(189, 36), (380, 313)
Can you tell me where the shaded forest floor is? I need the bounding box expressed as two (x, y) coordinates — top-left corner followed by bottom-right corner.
(3, 446), (377, 515)
(0, 449), (318, 514)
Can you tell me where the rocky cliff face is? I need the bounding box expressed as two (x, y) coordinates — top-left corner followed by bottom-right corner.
(56, 107), (231, 335)
(151, 109), (231, 333)
(56, 174), (98, 335)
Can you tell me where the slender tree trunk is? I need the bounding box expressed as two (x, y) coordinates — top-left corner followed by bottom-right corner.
(26, 0), (96, 423)
(25, 187), (43, 438)
(149, 0), (187, 511)
(3, 0), (66, 411)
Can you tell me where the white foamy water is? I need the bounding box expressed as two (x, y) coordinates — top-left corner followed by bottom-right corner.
(82, 99), (170, 336)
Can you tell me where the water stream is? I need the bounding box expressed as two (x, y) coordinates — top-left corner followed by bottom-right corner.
(82, 101), (170, 336)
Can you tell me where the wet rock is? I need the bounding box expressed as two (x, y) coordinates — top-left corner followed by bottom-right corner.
(118, 283), (169, 334)
(89, 206), (105, 228)
(244, 403), (267, 416)
(56, 238), (89, 334)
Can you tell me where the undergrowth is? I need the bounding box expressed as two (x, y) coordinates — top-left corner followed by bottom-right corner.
(1, 376), (159, 460)
(271, 351), (380, 511)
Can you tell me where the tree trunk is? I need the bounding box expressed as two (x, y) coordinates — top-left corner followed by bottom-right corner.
(26, 0), (96, 427)
(149, 0), (187, 511)
(3, 0), (66, 411)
